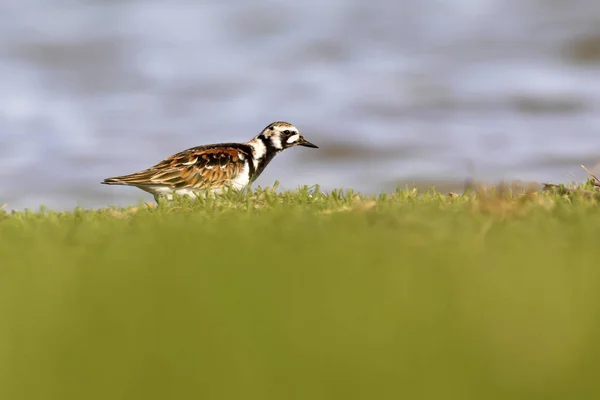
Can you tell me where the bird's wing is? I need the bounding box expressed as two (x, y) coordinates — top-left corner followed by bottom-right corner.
(102, 145), (250, 189)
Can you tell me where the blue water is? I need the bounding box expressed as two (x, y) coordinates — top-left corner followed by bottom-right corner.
(1, 0), (599, 210)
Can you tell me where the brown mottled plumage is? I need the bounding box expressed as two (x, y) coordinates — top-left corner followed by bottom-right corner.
(104, 145), (251, 189)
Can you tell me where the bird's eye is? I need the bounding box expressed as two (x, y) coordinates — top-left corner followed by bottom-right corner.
(283, 130), (290, 135)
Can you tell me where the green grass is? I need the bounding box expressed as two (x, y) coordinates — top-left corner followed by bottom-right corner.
(1, 182), (600, 400)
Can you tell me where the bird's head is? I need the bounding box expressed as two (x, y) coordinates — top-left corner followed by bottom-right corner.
(258, 121), (318, 151)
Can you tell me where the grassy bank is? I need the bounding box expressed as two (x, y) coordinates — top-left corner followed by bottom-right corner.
(1, 181), (600, 400)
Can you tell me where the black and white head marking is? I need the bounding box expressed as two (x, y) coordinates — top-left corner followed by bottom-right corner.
(260, 121), (317, 151)
(245, 121), (318, 180)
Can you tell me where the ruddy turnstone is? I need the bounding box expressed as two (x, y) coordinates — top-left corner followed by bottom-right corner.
(101, 121), (318, 202)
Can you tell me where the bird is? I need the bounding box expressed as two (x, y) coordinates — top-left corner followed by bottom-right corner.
(101, 121), (318, 202)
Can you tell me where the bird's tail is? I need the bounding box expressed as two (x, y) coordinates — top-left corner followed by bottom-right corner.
(101, 168), (160, 186)
(101, 176), (135, 186)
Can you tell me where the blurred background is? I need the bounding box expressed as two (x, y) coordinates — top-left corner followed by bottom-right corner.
(1, 0), (600, 210)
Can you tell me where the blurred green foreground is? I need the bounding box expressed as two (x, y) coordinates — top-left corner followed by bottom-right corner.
(1, 185), (599, 400)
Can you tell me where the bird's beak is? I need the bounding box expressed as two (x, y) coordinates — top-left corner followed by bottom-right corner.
(297, 136), (319, 148)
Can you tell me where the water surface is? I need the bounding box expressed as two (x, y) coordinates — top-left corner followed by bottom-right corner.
(1, 0), (599, 209)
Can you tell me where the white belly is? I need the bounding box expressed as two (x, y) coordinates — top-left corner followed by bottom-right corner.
(229, 163), (251, 189)
(145, 186), (247, 201)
